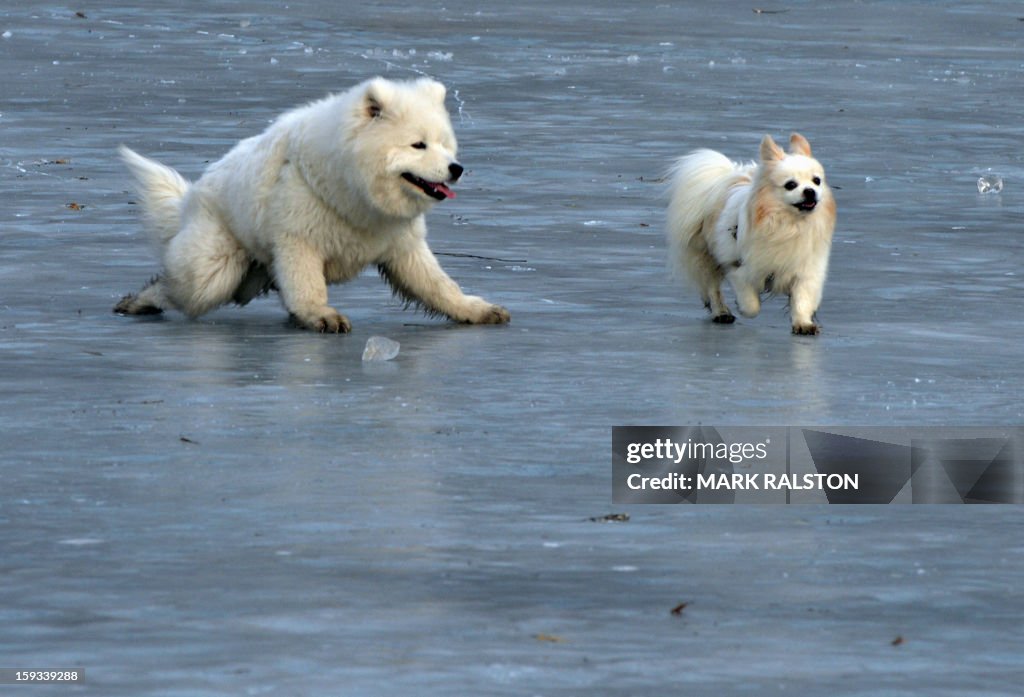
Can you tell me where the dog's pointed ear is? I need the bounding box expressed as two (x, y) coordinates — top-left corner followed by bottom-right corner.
(416, 78), (447, 104)
(760, 135), (785, 163)
(363, 77), (395, 119)
(789, 133), (812, 156)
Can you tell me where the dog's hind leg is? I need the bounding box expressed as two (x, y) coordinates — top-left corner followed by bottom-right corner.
(694, 261), (734, 324)
(706, 284), (735, 324)
(116, 195), (251, 320)
(142, 205), (252, 318)
(114, 275), (170, 315)
(680, 233), (734, 324)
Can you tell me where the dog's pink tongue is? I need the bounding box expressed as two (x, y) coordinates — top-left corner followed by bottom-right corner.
(435, 183), (455, 199)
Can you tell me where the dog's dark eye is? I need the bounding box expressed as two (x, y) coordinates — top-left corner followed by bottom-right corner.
(411, 142), (427, 150)
(812, 176), (821, 186)
(784, 180), (798, 191)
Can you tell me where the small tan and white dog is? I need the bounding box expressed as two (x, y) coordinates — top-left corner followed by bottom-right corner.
(115, 77), (509, 332)
(666, 133), (835, 335)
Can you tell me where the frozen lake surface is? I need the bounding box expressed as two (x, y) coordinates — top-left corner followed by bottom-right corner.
(2, 1), (1023, 694)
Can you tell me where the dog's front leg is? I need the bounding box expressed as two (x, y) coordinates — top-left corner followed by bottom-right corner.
(379, 237), (510, 325)
(789, 277), (824, 335)
(727, 267), (762, 318)
(273, 239), (351, 333)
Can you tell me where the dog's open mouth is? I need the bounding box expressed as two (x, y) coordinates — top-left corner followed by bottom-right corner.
(402, 173), (455, 201)
(793, 200), (817, 212)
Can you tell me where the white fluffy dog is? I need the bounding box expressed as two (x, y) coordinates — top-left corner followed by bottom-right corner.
(667, 133), (835, 335)
(115, 77), (510, 332)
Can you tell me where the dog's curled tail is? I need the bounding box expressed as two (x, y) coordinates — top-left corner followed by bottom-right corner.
(119, 146), (190, 246)
(665, 149), (746, 289)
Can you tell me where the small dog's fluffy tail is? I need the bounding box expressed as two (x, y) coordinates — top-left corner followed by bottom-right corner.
(119, 146), (190, 246)
(666, 149), (749, 292)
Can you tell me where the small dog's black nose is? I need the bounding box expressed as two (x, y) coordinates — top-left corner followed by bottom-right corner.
(802, 188), (817, 202)
(448, 162), (464, 181)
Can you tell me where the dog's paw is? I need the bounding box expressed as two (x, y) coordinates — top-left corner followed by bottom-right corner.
(290, 308), (351, 333)
(792, 322), (820, 336)
(316, 312), (351, 333)
(465, 303), (510, 325)
(712, 313), (736, 324)
(456, 296), (510, 325)
(475, 304), (511, 325)
(113, 294), (163, 316)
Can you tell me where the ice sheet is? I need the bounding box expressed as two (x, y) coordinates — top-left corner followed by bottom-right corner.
(1, 2), (1022, 694)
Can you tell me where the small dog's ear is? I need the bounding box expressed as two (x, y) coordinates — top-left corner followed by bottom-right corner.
(760, 135), (785, 163)
(789, 133), (812, 156)
(363, 77), (394, 119)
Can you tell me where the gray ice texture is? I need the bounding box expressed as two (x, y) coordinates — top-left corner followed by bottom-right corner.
(1, 1), (1023, 695)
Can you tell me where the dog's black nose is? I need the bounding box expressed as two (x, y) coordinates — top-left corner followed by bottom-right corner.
(448, 162), (464, 181)
(802, 188), (817, 202)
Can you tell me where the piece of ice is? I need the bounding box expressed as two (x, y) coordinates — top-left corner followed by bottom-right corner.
(362, 336), (400, 362)
(2, 30), (12, 39)
(977, 175), (1003, 194)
